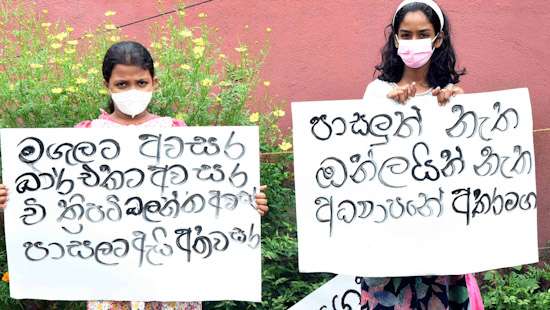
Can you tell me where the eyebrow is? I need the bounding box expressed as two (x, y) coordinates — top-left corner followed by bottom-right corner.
(399, 28), (432, 33)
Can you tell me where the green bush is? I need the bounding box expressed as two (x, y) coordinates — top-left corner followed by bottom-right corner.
(0, 0), (327, 309)
(482, 264), (550, 310)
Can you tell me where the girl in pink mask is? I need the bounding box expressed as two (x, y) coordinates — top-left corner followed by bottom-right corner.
(0, 41), (270, 310)
(364, 0), (465, 105)
(361, 1), (484, 310)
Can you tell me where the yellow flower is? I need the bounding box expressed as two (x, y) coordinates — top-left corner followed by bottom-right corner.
(201, 78), (213, 87)
(180, 64), (191, 70)
(109, 35), (120, 42)
(67, 40), (78, 45)
(84, 33), (94, 38)
(177, 10), (186, 16)
(218, 53), (227, 59)
(192, 37), (205, 46)
(66, 26), (74, 32)
(64, 48), (76, 54)
(249, 112), (260, 123)
(104, 10), (116, 17)
(99, 89), (108, 95)
(179, 29), (193, 38)
(71, 63), (83, 70)
(273, 109), (286, 117)
(54, 32), (68, 41)
(198, 12), (207, 18)
(8, 83), (15, 91)
(266, 27), (272, 33)
(42, 9), (48, 14)
(50, 43), (62, 49)
(279, 141), (292, 151)
(66, 86), (77, 93)
(75, 77), (88, 84)
(219, 80), (233, 87)
(87, 68), (99, 75)
(263, 80), (271, 87)
(150, 42), (162, 49)
(41, 22), (52, 28)
(2, 272), (8, 283)
(193, 46), (205, 58)
(104, 24), (117, 30)
(235, 46), (248, 53)
(51, 87), (63, 94)
(29, 63), (44, 69)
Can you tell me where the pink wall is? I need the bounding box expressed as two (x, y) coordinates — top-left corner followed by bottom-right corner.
(37, 0), (550, 247)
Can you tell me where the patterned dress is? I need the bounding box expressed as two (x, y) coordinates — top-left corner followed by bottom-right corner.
(360, 276), (474, 309)
(77, 110), (201, 310)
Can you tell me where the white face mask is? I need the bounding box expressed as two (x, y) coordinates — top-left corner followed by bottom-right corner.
(111, 89), (153, 118)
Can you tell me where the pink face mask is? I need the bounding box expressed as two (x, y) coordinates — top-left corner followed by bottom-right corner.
(396, 35), (439, 69)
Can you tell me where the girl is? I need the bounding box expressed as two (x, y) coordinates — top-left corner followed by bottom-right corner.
(0, 41), (269, 310)
(361, 1), (483, 309)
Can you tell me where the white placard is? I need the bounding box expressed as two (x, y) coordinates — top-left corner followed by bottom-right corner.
(288, 275), (362, 310)
(0, 126), (261, 302)
(292, 88), (538, 277)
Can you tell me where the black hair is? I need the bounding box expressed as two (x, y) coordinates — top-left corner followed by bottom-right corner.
(102, 41), (155, 113)
(375, 2), (465, 88)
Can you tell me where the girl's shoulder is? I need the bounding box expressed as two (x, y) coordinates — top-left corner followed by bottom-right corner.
(74, 112), (187, 128)
(74, 120), (93, 128)
(363, 79), (394, 100)
(74, 110), (112, 128)
(171, 118), (186, 127)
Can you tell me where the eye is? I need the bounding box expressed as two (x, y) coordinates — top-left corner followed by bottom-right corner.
(137, 80), (149, 87)
(115, 82), (127, 88)
(399, 33), (412, 40)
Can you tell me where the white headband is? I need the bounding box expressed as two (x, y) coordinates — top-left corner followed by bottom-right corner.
(393, 0), (445, 32)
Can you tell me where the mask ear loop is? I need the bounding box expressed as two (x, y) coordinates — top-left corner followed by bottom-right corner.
(431, 33), (441, 51)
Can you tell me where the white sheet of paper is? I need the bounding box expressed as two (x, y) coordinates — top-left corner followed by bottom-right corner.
(0, 126), (261, 302)
(288, 275), (361, 310)
(292, 88), (538, 277)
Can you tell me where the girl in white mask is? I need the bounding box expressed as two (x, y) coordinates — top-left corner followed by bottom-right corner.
(361, 2), (484, 310)
(0, 41), (270, 310)
(363, 0), (465, 105)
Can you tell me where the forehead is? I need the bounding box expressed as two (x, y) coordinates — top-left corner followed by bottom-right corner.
(110, 64), (152, 79)
(398, 10), (435, 32)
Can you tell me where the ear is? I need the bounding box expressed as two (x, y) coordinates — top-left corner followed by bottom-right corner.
(153, 77), (160, 90)
(103, 80), (110, 92)
(434, 32), (445, 48)
(394, 34), (400, 48)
